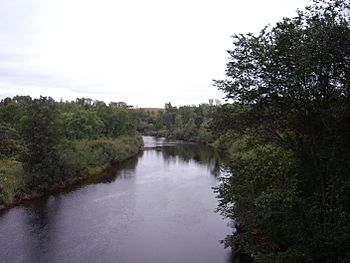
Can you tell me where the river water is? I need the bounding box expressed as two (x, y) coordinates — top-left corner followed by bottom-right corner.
(0, 136), (232, 263)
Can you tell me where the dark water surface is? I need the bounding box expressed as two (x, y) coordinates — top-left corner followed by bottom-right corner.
(0, 136), (232, 263)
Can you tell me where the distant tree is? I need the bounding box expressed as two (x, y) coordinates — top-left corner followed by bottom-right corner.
(192, 106), (203, 127)
(12, 95), (32, 109)
(163, 102), (177, 130)
(0, 97), (25, 131)
(109, 102), (129, 108)
(75, 97), (94, 110)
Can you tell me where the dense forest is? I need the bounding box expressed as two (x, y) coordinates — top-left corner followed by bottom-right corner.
(0, 96), (142, 208)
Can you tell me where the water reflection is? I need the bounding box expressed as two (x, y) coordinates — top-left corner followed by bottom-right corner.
(143, 136), (223, 178)
(161, 145), (223, 177)
(143, 135), (192, 148)
(0, 136), (233, 263)
(87, 156), (139, 184)
(23, 197), (60, 263)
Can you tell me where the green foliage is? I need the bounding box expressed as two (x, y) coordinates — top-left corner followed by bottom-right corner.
(0, 95), (141, 207)
(0, 100), (22, 130)
(163, 102), (177, 130)
(59, 109), (104, 139)
(214, 0), (350, 262)
(0, 159), (25, 205)
(216, 138), (305, 261)
(136, 102), (216, 144)
(57, 135), (143, 176)
(20, 96), (61, 186)
(0, 123), (25, 159)
(58, 98), (137, 138)
(102, 105), (137, 137)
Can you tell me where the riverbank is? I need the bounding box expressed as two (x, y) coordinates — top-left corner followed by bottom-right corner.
(142, 130), (216, 148)
(141, 132), (237, 164)
(0, 135), (143, 211)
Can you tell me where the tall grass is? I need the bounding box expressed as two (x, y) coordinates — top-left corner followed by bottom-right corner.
(58, 135), (143, 177)
(0, 159), (25, 206)
(0, 135), (143, 208)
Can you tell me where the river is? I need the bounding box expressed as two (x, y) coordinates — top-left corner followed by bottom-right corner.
(0, 136), (232, 263)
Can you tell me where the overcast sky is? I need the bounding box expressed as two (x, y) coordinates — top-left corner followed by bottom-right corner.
(0, 0), (310, 107)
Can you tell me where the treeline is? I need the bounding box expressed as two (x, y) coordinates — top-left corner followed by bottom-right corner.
(213, 1), (350, 262)
(135, 100), (220, 144)
(0, 96), (142, 208)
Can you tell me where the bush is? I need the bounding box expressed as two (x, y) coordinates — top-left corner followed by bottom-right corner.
(57, 135), (143, 178)
(0, 159), (25, 205)
(215, 137), (305, 261)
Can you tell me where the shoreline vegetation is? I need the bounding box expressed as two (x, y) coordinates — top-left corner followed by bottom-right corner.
(134, 102), (219, 146)
(0, 135), (143, 211)
(133, 103), (236, 155)
(0, 96), (143, 211)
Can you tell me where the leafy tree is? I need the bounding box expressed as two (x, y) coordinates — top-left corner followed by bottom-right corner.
(21, 96), (61, 185)
(214, 0), (350, 261)
(59, 109), (104, 139)
(216, 137), (302, 261)
(0, 97), (29, 131)
(0, 123), (24, 159)
(136, 103), (216, 143)
(163, 102), (177, 130)
(102, 103), (137, 137)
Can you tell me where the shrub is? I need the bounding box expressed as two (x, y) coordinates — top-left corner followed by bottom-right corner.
(0, 159), (25, 205)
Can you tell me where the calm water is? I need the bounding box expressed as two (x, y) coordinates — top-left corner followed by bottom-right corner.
(0, 136), (232, 263)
